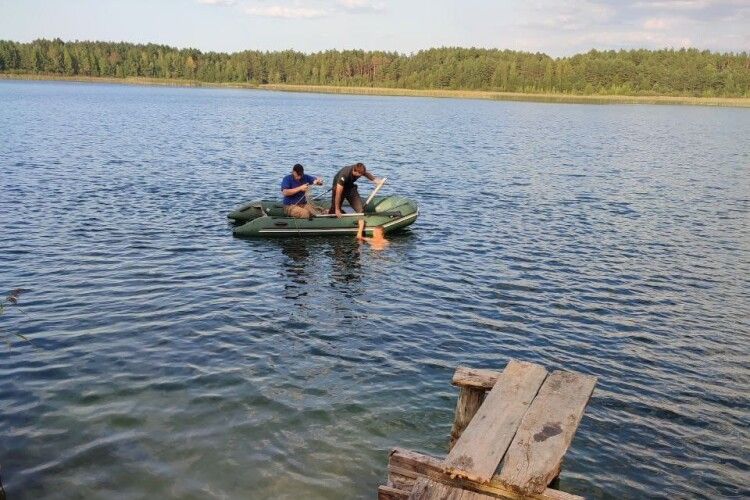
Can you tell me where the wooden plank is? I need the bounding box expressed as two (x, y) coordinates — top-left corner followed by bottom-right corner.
(389, 467), (418, 491)
(445, 360), (548, 483)
(452, 366), (501, 390)
(496, 370), (597, 494)
(389, 448), (582, 500)
(410, 478), (455, 500)
(410, 477), (500, 500)
(450, 386), (486, 450)
(379, 485), (409, 500)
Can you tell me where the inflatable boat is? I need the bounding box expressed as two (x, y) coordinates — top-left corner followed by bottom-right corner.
(229, 178), (418, 237)
(228, 194), (418, 237)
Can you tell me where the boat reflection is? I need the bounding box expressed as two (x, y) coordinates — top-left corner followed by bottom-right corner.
(271, 237), (364, 300)
(244, 228), (417, 308)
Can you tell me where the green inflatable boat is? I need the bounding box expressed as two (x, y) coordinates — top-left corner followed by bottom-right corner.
(228, 194), (419, 237)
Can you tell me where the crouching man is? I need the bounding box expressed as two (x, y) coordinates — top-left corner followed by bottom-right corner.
(329, 162), (380, 217)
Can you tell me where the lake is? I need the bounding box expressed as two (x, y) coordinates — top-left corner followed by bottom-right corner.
(0, 80), (748, 499)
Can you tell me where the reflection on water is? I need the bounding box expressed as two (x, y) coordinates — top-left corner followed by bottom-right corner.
(273, 237), (365, 294)
(272, 232), (416, 304)
(277, 238), (312, 294)
(0, 81), (749, 499)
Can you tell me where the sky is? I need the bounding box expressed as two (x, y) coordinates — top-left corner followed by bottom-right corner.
(0, 0), (748, 56)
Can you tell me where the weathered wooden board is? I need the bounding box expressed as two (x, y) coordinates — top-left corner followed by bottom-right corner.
(496, 370), (597, 494)
(410, 477), (501, 500)
(444, 360), (548, 483)
(388, 449), (582, 500)
(452, 366), (501, 390)
(410, 478), (452, 499)
(450, 386), (486, 450)
(379, 484), (410, 500)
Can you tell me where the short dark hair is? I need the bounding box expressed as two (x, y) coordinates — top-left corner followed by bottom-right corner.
(292, 164), (304, 175)
(353, 162), (366, 174)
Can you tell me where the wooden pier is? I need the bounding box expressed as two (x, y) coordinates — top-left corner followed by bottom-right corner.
(379, 360), (597, 499)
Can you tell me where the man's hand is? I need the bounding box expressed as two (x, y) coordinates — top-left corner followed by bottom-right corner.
(335, 208), (342, 218)
(314, 177), (323, 185)
(372, 177), (383, 184)
(298, 183), (309, 192)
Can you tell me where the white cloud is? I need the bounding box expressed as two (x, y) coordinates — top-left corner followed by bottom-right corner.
(507, 0), (750, 54)
(337, 0), (384, 12)
(520, 1), (615, 32)
(632, 0), (750, 16)
(633, 1), (711, 10)
(643, 18), (669, 29)
(200, 1), (384, 20)
(197, 0), (236, 5)
(566, 29), (695, 49)
(244, 5), (328, 19)
(191, 0), (747, 53)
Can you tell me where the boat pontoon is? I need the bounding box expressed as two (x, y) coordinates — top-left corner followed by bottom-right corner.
(228, 179), (418, 237)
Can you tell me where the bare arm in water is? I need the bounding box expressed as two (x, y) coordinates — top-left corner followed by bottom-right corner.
(357, 220), (389, 249)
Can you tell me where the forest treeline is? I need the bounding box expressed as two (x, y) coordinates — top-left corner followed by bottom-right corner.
(1, 39), (749, 97)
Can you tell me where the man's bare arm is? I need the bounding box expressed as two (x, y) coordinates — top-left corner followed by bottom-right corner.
(282, 184), (309, 197)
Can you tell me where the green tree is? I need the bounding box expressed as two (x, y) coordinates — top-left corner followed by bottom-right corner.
(0, 39), (748, 97)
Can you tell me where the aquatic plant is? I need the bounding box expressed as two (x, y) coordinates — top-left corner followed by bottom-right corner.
(0, 289), (31, 497)
(0, 288), (31, 347)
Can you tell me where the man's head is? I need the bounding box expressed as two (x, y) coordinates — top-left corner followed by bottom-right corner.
(371, 226), (385, 241)
(292, 163), (304, 181)
(352, 162), (366, 178)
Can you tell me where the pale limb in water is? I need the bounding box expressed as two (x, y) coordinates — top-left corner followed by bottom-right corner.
(357, 220), (389, 250)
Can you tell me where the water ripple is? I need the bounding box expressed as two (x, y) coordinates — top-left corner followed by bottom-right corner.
(1, 81), (749, 499)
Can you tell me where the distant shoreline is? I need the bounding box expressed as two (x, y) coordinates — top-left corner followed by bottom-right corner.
(2, 73), (749, 108)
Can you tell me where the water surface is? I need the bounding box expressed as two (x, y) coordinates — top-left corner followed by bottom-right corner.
(0, 81), (748, 499)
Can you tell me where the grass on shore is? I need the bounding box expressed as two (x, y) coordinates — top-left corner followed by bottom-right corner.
(2, 73), (749, 108)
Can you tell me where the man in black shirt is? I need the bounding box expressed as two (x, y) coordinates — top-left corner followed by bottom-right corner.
(329, 162), (379, 217)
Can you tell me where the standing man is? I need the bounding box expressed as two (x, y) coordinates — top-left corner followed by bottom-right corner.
(329, 162), (380, 217)
(281, 163), (324, 219)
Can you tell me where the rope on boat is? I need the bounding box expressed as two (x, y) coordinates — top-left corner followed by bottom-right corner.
(311, 185), (332, 201)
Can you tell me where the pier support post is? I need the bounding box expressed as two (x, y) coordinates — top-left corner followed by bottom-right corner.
(449, 386), (485, 450)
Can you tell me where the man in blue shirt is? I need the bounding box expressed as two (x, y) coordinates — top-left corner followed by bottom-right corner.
(281, 163), (324, 218)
